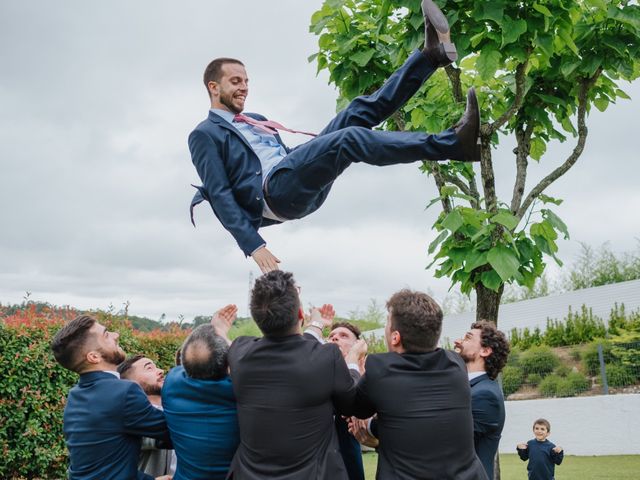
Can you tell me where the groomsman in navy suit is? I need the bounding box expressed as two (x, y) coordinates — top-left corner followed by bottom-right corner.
(454, 321), (511, 480)
(51, 315), (170, 480)
(188, 0), (480, 273)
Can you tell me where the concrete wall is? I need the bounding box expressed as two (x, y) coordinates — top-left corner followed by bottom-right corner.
(500, 394), (640, 455)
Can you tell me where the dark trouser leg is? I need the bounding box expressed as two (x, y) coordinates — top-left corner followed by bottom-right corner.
(319, 49), (438, 134)
(268, 125), (458, 219)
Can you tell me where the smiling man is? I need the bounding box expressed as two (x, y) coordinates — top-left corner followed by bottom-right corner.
(51, 316), (170, 480)
(188, 0), (482, 273)
(118, 355), (175, 479)
(454, 321), (510, 480)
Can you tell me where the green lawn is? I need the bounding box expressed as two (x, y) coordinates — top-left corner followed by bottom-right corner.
(362, 453), (640, 479)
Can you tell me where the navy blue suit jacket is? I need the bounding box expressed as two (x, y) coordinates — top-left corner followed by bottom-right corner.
(161, 365), (240, 480)
(188, 111), (289, 256)
(63, 371), (169, 480)
(470, 373), (506, 479)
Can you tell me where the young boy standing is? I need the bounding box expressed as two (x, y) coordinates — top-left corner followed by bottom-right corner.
(517, 418), (564, 480)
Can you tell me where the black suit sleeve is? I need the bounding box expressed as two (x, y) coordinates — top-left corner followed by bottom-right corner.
(352, 356), (377, 419)
(330, 344), (359, 416)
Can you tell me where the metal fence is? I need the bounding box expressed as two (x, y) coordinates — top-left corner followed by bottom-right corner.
(501, 341), (640, 400)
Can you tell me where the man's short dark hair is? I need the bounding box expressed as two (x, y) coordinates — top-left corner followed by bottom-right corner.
(471, 320), (510, 380)
(50, 315), (97, 372)
(203, 57), (244, 97)
(386, 289), (442, 353)
(250, 270), (299, 337)
(181, 325), (229, 380)
(117, 354), (145, 379)
(331, 322), (361, 339)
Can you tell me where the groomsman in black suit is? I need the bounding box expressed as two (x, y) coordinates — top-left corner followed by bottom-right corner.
(350, 290), (488, 480)
(454, 321), (510, 480)
(226, 271), (364, 479)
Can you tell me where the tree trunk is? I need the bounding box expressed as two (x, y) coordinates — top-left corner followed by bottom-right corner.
(475, 282), (504, 325)
(476, 282), (505, 480)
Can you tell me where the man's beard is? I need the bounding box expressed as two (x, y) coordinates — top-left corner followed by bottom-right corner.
(99, 346), (126, 366)
(219, 89), (242, 114)
(141, 381), (162, 396)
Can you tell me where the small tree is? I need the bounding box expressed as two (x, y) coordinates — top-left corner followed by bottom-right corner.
(310, 0), (639, 323)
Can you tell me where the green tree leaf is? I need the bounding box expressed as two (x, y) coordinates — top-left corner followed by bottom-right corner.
(491, 211), (520, 230)
(350, 49), (376, 67)
(487, 245), (521, 282)
(481, 269), (503, 291)
(476, 46), (502, 80)
(441, 210), (464, 233)
(502, 17), (528, 47)
(428, 230), (448, 254)
(533, 3), (553, 17)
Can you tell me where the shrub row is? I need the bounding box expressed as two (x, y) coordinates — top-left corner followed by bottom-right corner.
(509, 303), (640, 350)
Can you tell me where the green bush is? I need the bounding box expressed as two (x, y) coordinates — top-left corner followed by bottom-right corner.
(566, 371), (590, 394)
(554, 364), (571, 377)
(527, 373), (543, 386)
(507, 347), (521, 367)
(539, 374), (562, 397)
(606, 364), (635, 387)
(519, 346), (559, 376)
(502, 365), (524, 396)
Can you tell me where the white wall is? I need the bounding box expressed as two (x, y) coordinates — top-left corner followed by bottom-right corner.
(501, 394), (640, 455)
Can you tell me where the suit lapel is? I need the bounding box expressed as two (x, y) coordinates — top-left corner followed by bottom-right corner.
(208, 111), (257, 153)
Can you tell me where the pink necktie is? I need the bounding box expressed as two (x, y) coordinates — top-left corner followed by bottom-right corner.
(233, 113), (317, 137)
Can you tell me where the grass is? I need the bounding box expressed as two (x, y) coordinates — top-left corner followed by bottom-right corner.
(362, 452), (640, 479)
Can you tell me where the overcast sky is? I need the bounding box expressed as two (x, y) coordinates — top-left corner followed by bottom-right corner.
(1, 0), (638, 321)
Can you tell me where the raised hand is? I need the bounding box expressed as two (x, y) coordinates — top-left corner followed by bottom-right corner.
(211, 304), (237, 343)
(517, 443), (528, 450)
(552, 446), (563, 453)
(317, 304), (335, 327)
(345, 338), (368, 366)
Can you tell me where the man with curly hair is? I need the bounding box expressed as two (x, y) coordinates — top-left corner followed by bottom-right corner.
(454, 320), (510, 480)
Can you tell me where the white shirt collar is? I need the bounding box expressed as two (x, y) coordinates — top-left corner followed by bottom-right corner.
(468, 371), (486, 381)
(103, 370), (120, 379)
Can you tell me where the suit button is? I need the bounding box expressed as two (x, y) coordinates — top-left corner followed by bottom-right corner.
(256, 196), (262, 201)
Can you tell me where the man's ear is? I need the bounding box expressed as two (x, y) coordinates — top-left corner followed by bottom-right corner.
(390, 330), (402, 348)
(479, 346), (493, 359)
(85, 349), (101, 365)
(208, 81), (219, 97)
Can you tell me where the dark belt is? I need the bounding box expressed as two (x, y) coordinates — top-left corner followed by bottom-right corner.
(262, 170), (289, 221)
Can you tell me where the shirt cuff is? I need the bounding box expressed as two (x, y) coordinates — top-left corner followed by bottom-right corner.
(367, 417), (374, 436)
(346, 363), (359, 372)
(304, 327), (325, 343)
(250, 243), (267, 256)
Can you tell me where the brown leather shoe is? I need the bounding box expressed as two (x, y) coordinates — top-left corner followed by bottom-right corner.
(422, 0), (457, 67)
(452, 88), (481, 162)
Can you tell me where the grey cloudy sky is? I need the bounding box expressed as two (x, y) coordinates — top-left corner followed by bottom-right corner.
(1, 0), (638, 321)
